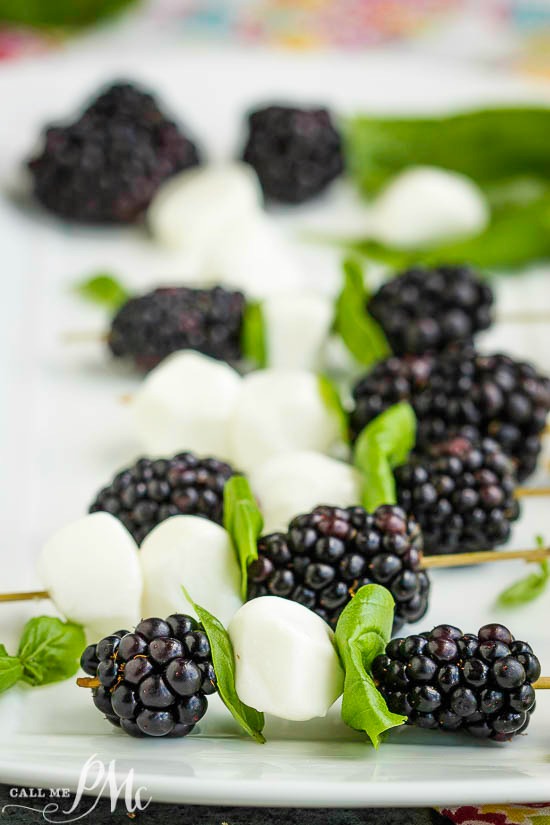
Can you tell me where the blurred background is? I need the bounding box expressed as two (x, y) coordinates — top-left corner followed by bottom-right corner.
(0, 0), (549, 77)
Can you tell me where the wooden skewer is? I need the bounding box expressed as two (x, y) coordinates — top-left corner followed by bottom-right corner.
(61, 330), (109, 345)
(0, 590), (49, 602)
(422, 546), (550, 569)
(515, 486), (550, 499)
(498, 311), (550, 324)
(533, 677), (550, 690)
(77, 676), (100, 689)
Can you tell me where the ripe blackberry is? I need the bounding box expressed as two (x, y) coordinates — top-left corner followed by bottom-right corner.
(28, 82), (200, 223)
(395, 436), (520, 556)
(247, 504), (430, 632)
(351, 346), (550, 481)
(372, 622), (540, 741)
(242, 105), (343, 203)
(109, 286), (246, 370)
(81, 615), (217, 738)
(89, 453), (236, 545)
(367, 265), (493, 355)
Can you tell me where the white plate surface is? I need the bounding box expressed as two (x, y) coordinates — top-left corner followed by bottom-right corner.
(0, 46), (550, 807)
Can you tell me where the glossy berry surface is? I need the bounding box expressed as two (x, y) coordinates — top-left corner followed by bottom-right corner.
(109, 286), (246, 371)
(368, 266), (493, 356)
(395, 436), (520, 555)
(351, 346), (550, 481)
(81, 614), (216, 739)
(28, 82), (200, 224)
(247, 504), (430, 632)
(242, 105), (343, 203)
(373, 623), (539, 741)
(89, 452), (236, 545)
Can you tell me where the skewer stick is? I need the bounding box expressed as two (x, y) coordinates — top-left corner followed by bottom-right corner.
(515, 486), (550, 499)
(498, 311), (550, 324)
(422, 546), (550, 569)
(61, 331), (109, 344)
(533, 677), (550, 690)
(0, 590), (49, 602)
(77, 677), (100, 689)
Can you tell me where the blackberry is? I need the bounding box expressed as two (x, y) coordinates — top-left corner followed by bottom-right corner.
(81, 615), (217, 738)
(242, 105), (343, 203)
(109, 286), (246, 370)
(367, 265), (493, 355)
(373, 622), (540, 741)
(247, 504), (430, 632)
(28, 81), (200, 223)
(395, 436), (520, 556)
(89, 453), (236, 545)
(351, 346), (550, 481)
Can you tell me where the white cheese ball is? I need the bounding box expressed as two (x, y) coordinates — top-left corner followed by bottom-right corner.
(262, 291), (333, 371)
(133, 351), (242, 460)
(371, 166), (489, 249)
(251, 451), (361, 534)
(229, 596), (344, 721)
(38, 513), (142, 638)
(228, 369), (342, 474)
(202, 212), (302, 299)
(140, 515), (242, 626)
(147, 162), (263, 252)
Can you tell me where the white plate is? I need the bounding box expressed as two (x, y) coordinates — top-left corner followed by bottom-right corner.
(0, 47), (550, 807)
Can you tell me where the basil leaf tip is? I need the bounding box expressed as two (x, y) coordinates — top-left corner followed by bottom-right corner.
(354, 403), (416, 512)
(317, 374), (349, 443)
(241, 301), (268, 368)
(497, 535), (550, 607)
(74, 272), (131, 311)
(335, 584), (406, 748)
(223, 476), (264, 600)
(181, 587), (265, 743)
(334, 257), (391, 367)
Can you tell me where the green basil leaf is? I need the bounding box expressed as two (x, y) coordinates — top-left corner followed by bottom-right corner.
(0, 655), (23, 695)
(17, 617), (86, 687)
(497, 535), (550, 607)
(335, 584), (406, 748)
(241, 301), (267, 367)
(354, 403), (416, 512)
(223, 476), (264, 600)
(0, 0), (138, 28)
(317, 374), (349, 443)
(74, 272), (131, 311)
(334, 258), (391, 366)
(182, 588), (265, 743)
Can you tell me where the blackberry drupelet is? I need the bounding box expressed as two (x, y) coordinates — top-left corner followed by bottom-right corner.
(28, 82), (200, 223)
(109, 285), (246, 370)
(395, 436), (520, 556)
(247, 504), (430, 632)
(367, 265), (493, 355)
(350, 346), (550, 481)
(81, 615), (217, 738)
(89, 453), (236, 545)
(372, 622), (540, 741)
(242, 105), (343, 203)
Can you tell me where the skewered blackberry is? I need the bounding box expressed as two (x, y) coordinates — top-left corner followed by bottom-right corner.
(373, 622), (540, 741)
(368, 265), (493, 355)
(28, 81), (200, 223)
(395, 436), (520, 556)
(81, 615), (217, 738)
(109, 286), (246, 370)
(242, 105), (343, 203)
(247, 504), (430, 632)
(89, 453), (236, 545)
(351, 346), (550, 481)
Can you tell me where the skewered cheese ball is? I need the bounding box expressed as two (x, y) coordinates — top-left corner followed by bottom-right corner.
(38, 513), (142, 637)
(140, 515), (242, 626)
(133, 351), (242, 460)
(251, 451), (361, 534)
(228, 369), (343, 474)
(228, 596), (344, 721)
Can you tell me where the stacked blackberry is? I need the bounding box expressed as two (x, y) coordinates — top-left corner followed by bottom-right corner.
(351, 346), (550, 481)
(29, 82), (200, 223)
(367, 265), (494, 355)
(395, 436), (520, 556)
(89, 453), (236, 545)
(108, 286), (246, 370)
(81, 615), (217, 738)
(247, 504), (430, 632)
(373, 623), (540, 741)
(242, 105), (343, 203)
